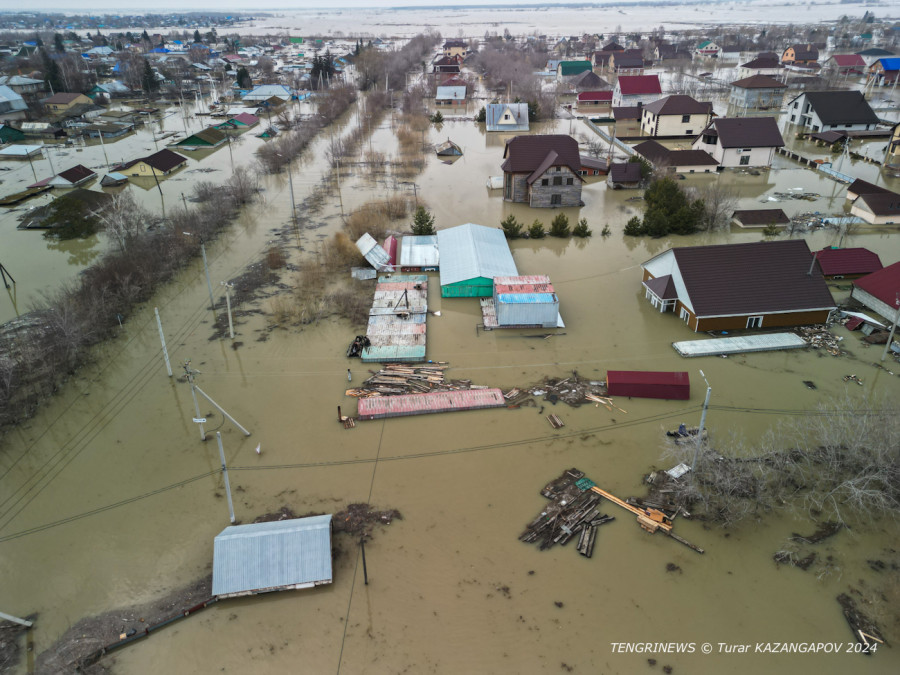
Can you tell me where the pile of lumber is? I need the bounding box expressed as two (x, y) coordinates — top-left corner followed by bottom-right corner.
(519, 469), (615, 553)
(346, 362), (482, 397)
(797, 325), (843, 356)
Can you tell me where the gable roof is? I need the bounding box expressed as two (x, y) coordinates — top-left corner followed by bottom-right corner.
(612, 55), (644, 69)
(485, 102), (529, 131)
(612, 106), (642, 120)
(634, 140), (717, 168)
(847, 178), (891, 198)
(176, 127), (226, 146)
(571, 70), (611, 91)
(657, 240), (835, 317)
(642, 95), (712, 116)
(814, 248), (882, 277)
(43, 92), (84, 105)
(609, 162), (643, 182)
(501, 135), (581, 177)
(731, 74), (787, 89)
(740, 57), (782, 69)
(558, 60), (592, 76)
(120, 148), (187, 173)
(878, 57), (900, 72)
(616, 75), (661, 95)
(577, 90), (613, 102)
(796, 90), (879, 125)
(437, 223), (518, 287)
(855, 192), (900, 217)
(703, 117), (784, 148)
(854, 262), (900, 307)
(55, 164), (95, 184)
(785, 43), (818, 60)
(829, 54), (866, 67)
(856, 48), (895, 57)
(643, 274), (678, 300)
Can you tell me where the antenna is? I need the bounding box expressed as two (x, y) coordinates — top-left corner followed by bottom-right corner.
(807, 249), (818, 277)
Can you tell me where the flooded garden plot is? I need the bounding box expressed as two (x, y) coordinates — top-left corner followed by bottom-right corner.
(2, 56), (900, 675)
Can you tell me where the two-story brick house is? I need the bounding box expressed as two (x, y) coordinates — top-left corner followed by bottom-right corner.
(501, 135), (584, 208)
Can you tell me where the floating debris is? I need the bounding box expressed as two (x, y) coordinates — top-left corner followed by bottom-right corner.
(836, 593), (885, 653)
(842, 374), (864, 386)
(547, 413), (565, 429)
(796, 324), (843, 356)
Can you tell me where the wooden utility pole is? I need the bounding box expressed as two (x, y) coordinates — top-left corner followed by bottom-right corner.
(216, 432), (236, 523)
(154, 307), (173, 377)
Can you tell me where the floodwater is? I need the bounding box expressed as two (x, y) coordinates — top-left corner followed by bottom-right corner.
(2, 83), (900, 675)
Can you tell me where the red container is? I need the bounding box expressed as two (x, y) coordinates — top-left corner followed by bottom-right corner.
(607, 370), (690, 400)
(382, 236), (398, 267)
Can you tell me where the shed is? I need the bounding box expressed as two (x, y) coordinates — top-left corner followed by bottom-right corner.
(356, 233), (393, 272)
(607, 371), (690, 400)
(399, 235), (439, 271)
(212, 515), (333, 599)
(731, 209), (790, 228)
(49, 164), (96, 188)
(492, 275), (561, 328)
(814, 247), (882, 279)
(437, 223), (518, 297)
(851, 262), (900, 324)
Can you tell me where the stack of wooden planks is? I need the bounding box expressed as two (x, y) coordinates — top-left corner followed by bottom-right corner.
(346, 362), (482, 397)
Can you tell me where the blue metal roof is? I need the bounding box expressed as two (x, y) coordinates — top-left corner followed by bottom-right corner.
(497, 293), (556, 303)
(880, 57), (900, 71)
(212, 515), (332, 597)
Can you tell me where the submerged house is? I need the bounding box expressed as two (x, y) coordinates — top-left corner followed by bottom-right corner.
(437, 223), (518, 298)
(851, 262), (900, 324)
(639, 95), (713, 137)
(728, 74), (787, 111)
(641, 240), (836, 332)
(173, 127), (227, 150)
(485, 103), (529, 132)
(612, 75), (662, 107)
(501, 134), (584, 208)
(692, 117), (784, 168)
(787, 90), (879, 132)
(116, 148), (188, 177)
(814, 247), (882, 280)
(49, 164), (96, 188)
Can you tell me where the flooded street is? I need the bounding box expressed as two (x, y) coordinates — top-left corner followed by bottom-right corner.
(2, 82), (900, 675)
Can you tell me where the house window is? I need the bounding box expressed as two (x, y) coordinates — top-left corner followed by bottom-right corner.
(541, 178), (549, 186)
(686, 129), (693, 135)
(503, 114), (510, 121)
(747, 316), (763, 328)
(792, 101), (798, 108)
(740, 156), (750, 165)
(566, 177), (573, 185)
(553, 176), (562, 186)
(579, 170), (586, 176)
(790, 115), (796, 122)
(681, 115), (690, 123)
(551, 194), (561, 205)
(679, 307), (690, 323)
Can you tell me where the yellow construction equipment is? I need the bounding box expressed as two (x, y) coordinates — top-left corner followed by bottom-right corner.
(590, 486), (673, 533)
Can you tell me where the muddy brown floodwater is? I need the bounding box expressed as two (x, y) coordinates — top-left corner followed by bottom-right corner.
(1, 97), (900, 675)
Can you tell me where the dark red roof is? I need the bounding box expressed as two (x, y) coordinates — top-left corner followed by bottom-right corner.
(855, 192), (900, 217)
(740, 57), (782, 69)
(616, 75), (661, 95)
(612, 106), (641, 120)
(501, 134), (581, 177)
(847, 178), (891, 197)
(119, 148), (188, 173)
(577, 91), (613, 102)
(854, 261), (900, 307)
(814, 247), (882, 276)
(643, 274), (678, 300)
(609, 162), (643, 182)
(667, 240), (835, 317)
(830, 54), (865, 67)
(57, 164), (95, 184)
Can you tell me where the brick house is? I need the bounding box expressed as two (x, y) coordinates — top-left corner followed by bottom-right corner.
(729, 74), (787, 110)
(641, 240), (836, 332)
(501, 135), (584, 208)
(781, 43), (819, 66)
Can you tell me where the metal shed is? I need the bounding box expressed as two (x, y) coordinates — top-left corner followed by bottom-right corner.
(437, 223), (518, 297)
(212, 515), (333, 599)
(492, 275), (561, 328)
(607, 371), (690, 400)
(356, 233), (393, 272)
(399, 235), (439, 271)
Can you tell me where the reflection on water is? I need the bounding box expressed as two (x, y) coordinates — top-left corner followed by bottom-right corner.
(44, 232), (102, 267)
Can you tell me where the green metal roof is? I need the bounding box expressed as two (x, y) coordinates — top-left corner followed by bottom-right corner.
(558, 61), (592, 76)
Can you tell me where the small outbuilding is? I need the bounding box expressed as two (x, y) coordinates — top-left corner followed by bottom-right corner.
(480, 275), (562, 328)
(731, 209), (790, 229)
(399, 235), (439, 271)
(212, 515), (333, 599)
(437, 223), (518, 297)
(49, 164), (96, 188)
(607, 371), (690, 400)
(814, 247), (882, 279)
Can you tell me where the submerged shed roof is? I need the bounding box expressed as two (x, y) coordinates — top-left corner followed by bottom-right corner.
(212, 515), (333, 598)
(437, 223), (517, 287)
(400, 235), (439, 268)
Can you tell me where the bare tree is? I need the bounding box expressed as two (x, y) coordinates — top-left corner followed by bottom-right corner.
(94, 192), (151, 252)
(687, 180), (740, 231)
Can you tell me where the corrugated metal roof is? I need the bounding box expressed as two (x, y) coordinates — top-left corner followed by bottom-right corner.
(212, 515), (332, 598)
(497, 293), (556, 304)
(356, 233), (392, 271)
(436, 85), (466, 99)
(400, 235), (439, 268)
(437, 223), (517, 287)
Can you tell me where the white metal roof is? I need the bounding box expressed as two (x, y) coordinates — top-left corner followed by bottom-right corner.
(436, 85), (466, 100)
(399, 235), (439, 268)
(356, 233), (393, 271)
(242, 84), (292, 101)
(0, 144), (43, 157)
(212, 515), (333, 598)
(437, 223), (518, 287)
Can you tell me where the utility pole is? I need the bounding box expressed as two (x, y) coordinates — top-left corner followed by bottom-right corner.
(0, 610), (32, 628)
(183, 360), (207, 441)
(221, 281), (234, 339)
(154, 307), (173, 376)
(691, 370), (711, 476)
(880, 295), (900, 362)
(183, 232), (215, 309)
(216, 432), (236, 524)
